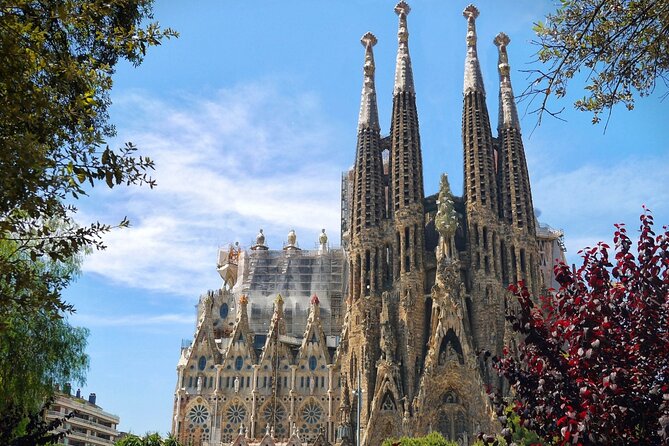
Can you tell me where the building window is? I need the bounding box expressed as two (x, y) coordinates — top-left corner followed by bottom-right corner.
(219, 303), (229, 319)
(309, 356), (317, 371)
(234, 356), (243, 371)
(198, 356), (206, 371)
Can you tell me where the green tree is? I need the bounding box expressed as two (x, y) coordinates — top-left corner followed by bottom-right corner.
(0, 239), (89, 442)
(528, 0), (669, 126)
(116, 432), (184, 446)
(0, 396), (75, 446)
(382, 432), (458, 446)
(0, 0), (177, 317)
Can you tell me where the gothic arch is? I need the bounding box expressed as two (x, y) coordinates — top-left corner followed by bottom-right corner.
(184, 398), (212, 446)
(438, 329), (464, 365)
(297, 398), (326, 442)
(380, 390), (397, 411)
(259, 399), (288, 439)
(436, 390), (469, 443)
(221, 399), (249, 443)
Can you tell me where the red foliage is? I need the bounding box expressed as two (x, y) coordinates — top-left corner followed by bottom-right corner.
(494, 210), (669, 445)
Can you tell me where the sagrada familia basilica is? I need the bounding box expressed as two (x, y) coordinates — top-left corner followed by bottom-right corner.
(171, 3), (566, 445)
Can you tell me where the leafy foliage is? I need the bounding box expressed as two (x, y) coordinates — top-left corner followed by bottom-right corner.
(116, 432), (183, 446)
(0, 396), (74, 446)
(0, 238), (88, 441)
(382, 431), (458, 446)
(492, 210), (669, 445)
(526, 0), (669, 126)
(0, 0), (177, 316)
(474, 406), (549, 446)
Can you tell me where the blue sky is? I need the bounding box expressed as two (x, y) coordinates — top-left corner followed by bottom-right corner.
(62, 0), (669, 436)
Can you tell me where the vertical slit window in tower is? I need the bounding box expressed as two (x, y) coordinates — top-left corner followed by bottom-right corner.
(364, 250), (371, 296)
(475, 252), (481, 270)
(474, 224), (479, 246)
(188, 376), (193, 388)
(483, 227), (488, 249)
(501, 240), (508, 285)
(226, 377), (230, 388)
(520, 248), (526, 274)
(404, 227), (411, 271)
(530, 254), (536, 291)
(511, 246), (518, 283)
(491, 232), (497, 274)
(413, 224), (418, 266)
(485, 256), (490, 274)
(247, 377), (251, 388)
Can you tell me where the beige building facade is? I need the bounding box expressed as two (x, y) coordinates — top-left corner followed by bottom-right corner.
(171, 3), (566, 445)
(46, 390), (120, 446)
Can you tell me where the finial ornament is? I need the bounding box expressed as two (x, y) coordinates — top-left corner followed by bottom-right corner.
(463, 5), (479, 47)
(393, 1), (414, 93)
(462, 4), (485, 95)
(358, 32), (380, 131)
(252, 228), (269, 250)
(494, 32), (511, 77)
(360, 31), (377, 49)
(495, 32), (520, 129)
(463, 4), (480, 20)
(395, 1), (410, 16)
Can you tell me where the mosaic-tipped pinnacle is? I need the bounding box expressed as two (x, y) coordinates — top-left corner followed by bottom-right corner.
(395, 1), (411, 16)
(361, 32), (377, 48)
(463, 4), (480, 20)
(494, 32), (510, 47)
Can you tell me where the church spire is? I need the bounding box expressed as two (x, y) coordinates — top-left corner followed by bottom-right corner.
(393, 1), (414, 94)
(350, 32), (385, 297)
(463, 5), (485, 95)
(358, 32), (380, 132)
(494, 32), (520, 130)
(389, 0), (425, 406)
(461, 4), (498, 214)
(495, 32), (535, 234)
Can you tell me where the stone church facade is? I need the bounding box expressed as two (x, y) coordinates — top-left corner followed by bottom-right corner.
(171, 3), (566, 445)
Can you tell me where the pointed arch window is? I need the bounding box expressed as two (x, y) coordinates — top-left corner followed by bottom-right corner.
(198, 356), (207, 371)
(381, 391), (397, 411)
(219, 303), (229, 319)
(234, 356), (243, 371)
(309, 356), (317, 371)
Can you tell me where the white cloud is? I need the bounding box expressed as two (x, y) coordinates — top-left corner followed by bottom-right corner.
(79, 83), (346, 298)
(532, 154), (669, 263)
(72, 312), (195, 327)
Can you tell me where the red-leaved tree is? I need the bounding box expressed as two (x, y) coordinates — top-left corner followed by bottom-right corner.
(493, 210), (669, 445)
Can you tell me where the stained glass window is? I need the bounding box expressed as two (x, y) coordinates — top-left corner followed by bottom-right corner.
(234, 356), (243, 371)
(309, 356), (317, 371)
(302, 401), (322, 424)
(220, 303), (229, 319)
(188, 404), (209, 425)
(198, 356), (206, 371)
(226, 403), (246, 425)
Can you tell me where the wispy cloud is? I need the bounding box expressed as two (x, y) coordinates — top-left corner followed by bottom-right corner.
(79, 83), (347, 298)
(72, 313), (195, 327)
(531, 154), (669, 263)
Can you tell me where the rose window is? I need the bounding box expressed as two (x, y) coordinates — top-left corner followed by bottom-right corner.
(302, 401), (322, 424)
(226, 403), (246, 425)
(263, 403), (286, 424)
(188, 404), (209, 425)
